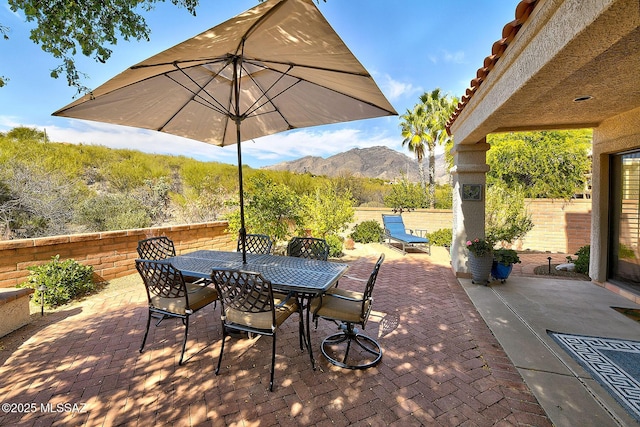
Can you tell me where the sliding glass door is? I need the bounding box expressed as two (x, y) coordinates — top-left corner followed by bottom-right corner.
(610, 151), (640, 289)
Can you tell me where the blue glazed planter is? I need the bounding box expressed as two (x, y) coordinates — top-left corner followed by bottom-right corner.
(491, 261), (513, 282)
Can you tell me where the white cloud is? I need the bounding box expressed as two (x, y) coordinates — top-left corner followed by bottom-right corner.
(429, 50), (466, 65)
(443, 50), (466, 64)
(378, 74), (422, 102)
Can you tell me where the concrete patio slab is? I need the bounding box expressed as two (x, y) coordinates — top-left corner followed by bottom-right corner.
(462, 276), (640, 427)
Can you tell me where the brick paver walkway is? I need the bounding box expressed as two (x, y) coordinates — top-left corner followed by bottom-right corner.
(0, 247), (552, 426)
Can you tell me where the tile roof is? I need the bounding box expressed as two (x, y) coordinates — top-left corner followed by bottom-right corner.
(445, 0), (540, 135)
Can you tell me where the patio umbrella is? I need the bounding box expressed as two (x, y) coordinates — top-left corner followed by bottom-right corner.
(52, 0), (397, 262)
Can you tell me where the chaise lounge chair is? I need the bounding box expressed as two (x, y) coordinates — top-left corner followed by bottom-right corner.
(381, 214), (430, 255)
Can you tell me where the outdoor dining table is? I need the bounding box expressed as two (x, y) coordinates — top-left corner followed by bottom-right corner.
(166, 249), (349, 369)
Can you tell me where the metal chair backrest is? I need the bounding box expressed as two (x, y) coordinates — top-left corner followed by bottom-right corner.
(137, 236), (176, 260)
(286, 237), (330, 261)
(361, 253), (385, 325)
(210, 269), (275, 327)
(135, 259), (188, 309)
(237, 233), (273, 254)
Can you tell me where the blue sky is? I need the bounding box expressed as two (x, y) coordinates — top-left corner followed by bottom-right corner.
(0, 1), (518, 168)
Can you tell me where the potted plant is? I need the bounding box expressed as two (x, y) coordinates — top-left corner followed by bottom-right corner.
(466, 238), (494, 285)
(491, 248), (521, 283)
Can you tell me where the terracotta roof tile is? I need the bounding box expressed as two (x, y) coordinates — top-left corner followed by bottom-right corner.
(446, 0), (540, 135)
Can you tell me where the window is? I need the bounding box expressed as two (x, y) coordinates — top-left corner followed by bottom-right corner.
(609, 151), (640, 289)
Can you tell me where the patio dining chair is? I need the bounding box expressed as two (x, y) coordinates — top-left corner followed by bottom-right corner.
(210, 268), (300, 391)
(286, 237), (330, 261)
(310, 253), (385, 369)
(135, 259), (219, 365)
(137, 236), (205, 285)
(137, 236), (176, 260)
(237, 233), (273, 254)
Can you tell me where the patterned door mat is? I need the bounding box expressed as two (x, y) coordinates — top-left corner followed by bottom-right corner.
(548, 331), (640, 423)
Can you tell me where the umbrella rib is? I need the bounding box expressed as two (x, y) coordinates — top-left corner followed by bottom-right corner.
(241, 60), (396, 119)
(171, 61), (234, 116)
(161, 74), (227, 120)
(252, 57), (372, 78)
(241, 63), (297, 125)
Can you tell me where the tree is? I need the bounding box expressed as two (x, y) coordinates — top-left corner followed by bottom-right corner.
(0, 23), (8, 88)
(383, 176), (426, 212)
(226, 175), (302, 242)
(301, 182), (355, 238)
(3, 0), (325, 93)
(399, 104), (429, 198)
(418, 89), (458, 207)
(485, 182), (534, 246)
(0, 162), (80, 238)
(5, 0), (199, 93)
(487, 130), (592, 199)
(4, 126), (48, 142)
(400, 88), (458, 208)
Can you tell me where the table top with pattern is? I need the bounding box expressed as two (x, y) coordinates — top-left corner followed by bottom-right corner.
(167, 250), (349, 294)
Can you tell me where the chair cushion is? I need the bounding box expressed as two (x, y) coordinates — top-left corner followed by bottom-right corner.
(383, 215), (429, 243)
(311, 288), (369, 324)
(150, 283), (218, 315)
(226, 297), (298, 330)
(389, 232), (429, 244)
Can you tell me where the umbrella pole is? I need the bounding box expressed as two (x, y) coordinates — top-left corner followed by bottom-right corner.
(236, 120), (247, 264)
(232, 54), (247, 264)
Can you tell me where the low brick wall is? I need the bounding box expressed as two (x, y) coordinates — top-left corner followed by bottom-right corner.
(0, 222), (234, 289)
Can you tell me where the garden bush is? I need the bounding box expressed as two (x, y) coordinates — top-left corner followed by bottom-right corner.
(427, 228), (452, 247)
(567, 245), (590, 275)
(19, 255), (96, 307)
(350, 220), (383, 243)
(325, 234), (344, 258)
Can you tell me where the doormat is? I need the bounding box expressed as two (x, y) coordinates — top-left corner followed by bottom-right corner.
(548, 331), (640, 423)
(612, 307), (640, 323)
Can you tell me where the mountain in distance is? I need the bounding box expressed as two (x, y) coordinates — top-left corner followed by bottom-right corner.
(262, 146), (448, 183)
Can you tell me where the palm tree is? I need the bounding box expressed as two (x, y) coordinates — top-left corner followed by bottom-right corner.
(400, 88), (458, 208)
(399, 104), (429, 202)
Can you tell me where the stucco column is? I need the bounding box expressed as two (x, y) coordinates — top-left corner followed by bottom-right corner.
(450, 139), (491, 277)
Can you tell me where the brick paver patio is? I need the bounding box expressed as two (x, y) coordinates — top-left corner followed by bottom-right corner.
(0, 246), (554, 426)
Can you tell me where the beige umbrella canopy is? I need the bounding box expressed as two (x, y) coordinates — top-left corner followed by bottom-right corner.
(53, 0), (397, 261)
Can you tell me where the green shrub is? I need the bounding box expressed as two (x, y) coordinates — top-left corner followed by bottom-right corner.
(325, 234), (344, 258)
(350, 220), (383, 243)
(567, 245), (590, 275)
(427, 228), (452, 247)
(493, 248), (521, 265)
(619, 243), (635, 259)
(19, 255), (96, 307)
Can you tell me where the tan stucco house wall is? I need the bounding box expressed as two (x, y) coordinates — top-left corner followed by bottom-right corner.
(446, 0), (640, 295)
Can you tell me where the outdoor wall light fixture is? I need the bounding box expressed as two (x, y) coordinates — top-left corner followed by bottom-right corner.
(573, 95), (593, 102)
(37, 284), (47, 316)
